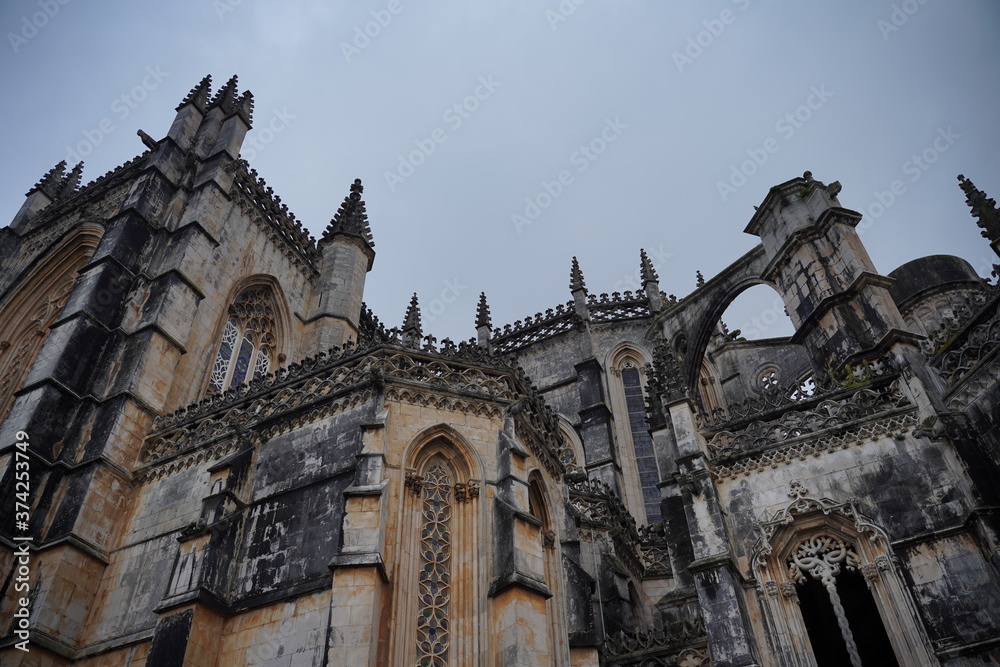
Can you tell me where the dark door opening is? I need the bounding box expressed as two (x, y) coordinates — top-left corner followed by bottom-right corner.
(797, 570), (899, 666)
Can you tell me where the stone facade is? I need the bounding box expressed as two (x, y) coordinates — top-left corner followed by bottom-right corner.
(1, 76), (999, 666)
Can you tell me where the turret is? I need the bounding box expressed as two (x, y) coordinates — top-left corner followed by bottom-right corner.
(313, 179), (376, 349)
(154, 75), (254, 193)
(745, 171), (911, 371)
(10, 160), (84, 233)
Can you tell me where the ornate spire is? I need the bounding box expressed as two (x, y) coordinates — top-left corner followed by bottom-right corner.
(570, 256), (587, 293)
(209, 75), (239, 114)
(475, 292), (492, 329)
(958, 174), (1000, 250)
(403, 293), (423, 338)
(640, 248), (659, 283)
(61, 162), (84, 197)
(177, 75), (212, 111)
(28, 160), (69, 199)
(696, 270), (705, 287)
(237, 89), (254, 127)
(320, 179), (375, 249)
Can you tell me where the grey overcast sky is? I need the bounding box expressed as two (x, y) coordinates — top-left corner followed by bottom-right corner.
(2, 1), (998, 343)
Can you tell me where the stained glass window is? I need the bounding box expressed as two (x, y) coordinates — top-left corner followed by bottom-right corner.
(210, 320), (240, 392)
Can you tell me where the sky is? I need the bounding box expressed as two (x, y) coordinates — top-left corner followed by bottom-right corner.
(2, 1), (999, 343)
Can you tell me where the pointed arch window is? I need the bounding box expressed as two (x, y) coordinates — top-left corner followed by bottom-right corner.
(620, 360), (661, 524)
(393, 435), (481, 666)
(0, 226), (99, 424)
(209, 287), (277, 394)
(417, 462), (452, 665)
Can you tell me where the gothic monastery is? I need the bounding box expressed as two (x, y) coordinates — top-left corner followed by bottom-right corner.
(1, 76), (999, 666)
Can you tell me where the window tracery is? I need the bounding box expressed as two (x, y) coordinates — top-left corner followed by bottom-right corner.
(417, 463), (452, 666)
(392, 432), (481, 667)
(209, 287), (278, 394)
(758, 367), (780, 390)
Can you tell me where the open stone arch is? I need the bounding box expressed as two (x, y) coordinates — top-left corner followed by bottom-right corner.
(652, 245), (785, 397)
(751, 481), (934, 667)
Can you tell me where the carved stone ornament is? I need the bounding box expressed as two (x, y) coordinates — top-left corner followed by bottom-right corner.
(404, 471), (424, 496)
(751, 480), (888, 574)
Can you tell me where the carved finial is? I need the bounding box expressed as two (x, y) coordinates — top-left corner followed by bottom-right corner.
(640, 248), (659, 284)
(28, 160), (68, 199)
(177, 75), (212, 111)
(570, 256), (587, 293)
(475, 292), (492, 329)
(402, 293), (422, 339)
(696, 270), (705, 287)
(209, 75), (239, 113)
(320, 178), (374, 250)
(60, 162), (84, 197)
(237, 89), (254, 127)
(958, 174), (1000, 249)
(803, 170), (813, 181)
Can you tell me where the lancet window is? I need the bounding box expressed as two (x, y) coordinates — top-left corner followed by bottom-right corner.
(393, 433), (481, 666)
(417, 462), (453, 666)
(620, 360), (661, 524)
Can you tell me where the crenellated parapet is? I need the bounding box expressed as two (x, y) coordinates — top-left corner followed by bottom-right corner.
(7, 151), (150, 236)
